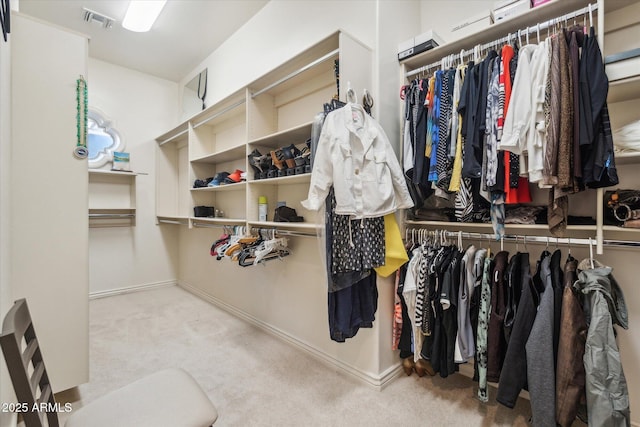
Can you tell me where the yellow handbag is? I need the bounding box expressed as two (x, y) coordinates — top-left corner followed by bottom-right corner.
(374, 213), (409, 278)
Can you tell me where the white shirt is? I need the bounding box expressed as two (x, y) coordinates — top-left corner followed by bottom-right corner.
(302, 103), (414, 218)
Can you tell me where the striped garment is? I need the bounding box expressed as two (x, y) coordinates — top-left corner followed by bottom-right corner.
(455, 177), (474, 222)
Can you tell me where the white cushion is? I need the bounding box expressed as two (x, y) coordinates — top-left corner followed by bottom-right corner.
(65, 368), (218, 427)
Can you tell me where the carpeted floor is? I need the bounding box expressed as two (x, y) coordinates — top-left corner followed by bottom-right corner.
(57, 285), (537, 426)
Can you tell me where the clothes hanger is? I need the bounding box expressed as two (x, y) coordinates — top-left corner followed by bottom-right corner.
(362, 89), (374, 116)
(518, 29), (523, 48)
(346, 81), (357, 104)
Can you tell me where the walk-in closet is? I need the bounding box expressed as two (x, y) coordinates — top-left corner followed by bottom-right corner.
(1, 0), (638, 426)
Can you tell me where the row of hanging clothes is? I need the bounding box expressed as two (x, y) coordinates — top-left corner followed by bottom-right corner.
(209, 226), (290, 266)
(402, 5), (617, 239)
(393, 228), (629, 426)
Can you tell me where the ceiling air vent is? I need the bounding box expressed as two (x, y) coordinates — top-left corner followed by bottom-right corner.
(82, 7), (115, 29)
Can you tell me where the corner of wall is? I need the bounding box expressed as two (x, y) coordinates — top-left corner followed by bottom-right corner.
(0, 19), (15, 427)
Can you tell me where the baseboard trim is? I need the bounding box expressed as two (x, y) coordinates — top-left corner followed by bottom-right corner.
(89, 280), (176, 300)
(179, 281), (397, 390)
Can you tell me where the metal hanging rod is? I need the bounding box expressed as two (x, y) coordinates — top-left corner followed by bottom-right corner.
(601, 239), (640, 249)
(249, 226), (317, 238)
(251, 48), (340, 98)
(406, 228), (640, 249)
(158, 219), (185, 225)
(89, 213), (135, 219)
(271, 229), (317, 238)
(192, 99), (246, 130)
(192, 221), (227, 229)
(406, 3), (599, 78)
(417, 230), (594, 247)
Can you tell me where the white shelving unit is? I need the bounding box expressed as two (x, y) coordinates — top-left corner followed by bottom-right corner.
(155, 31), (372, 232)
(88, 169), (143, 227)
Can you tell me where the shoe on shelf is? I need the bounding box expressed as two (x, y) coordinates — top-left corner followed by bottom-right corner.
(248, 149), (263, 179)
(224, 169), (244, 184)
(257, 155), (271, 179)
(208, 171), (230, 186)
(280, 144), (301, 169)
(270, 149), (287, 171)
(294, 145), (311, 168)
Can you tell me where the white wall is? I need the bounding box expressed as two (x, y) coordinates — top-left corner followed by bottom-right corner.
(88, 58), (180, 296)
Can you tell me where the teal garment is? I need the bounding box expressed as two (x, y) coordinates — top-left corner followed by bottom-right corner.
(476, 255), (494, 402)
(574, 260), (629, 427)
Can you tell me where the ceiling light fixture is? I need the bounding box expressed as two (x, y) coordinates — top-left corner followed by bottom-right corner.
(122, 0), (167, 32)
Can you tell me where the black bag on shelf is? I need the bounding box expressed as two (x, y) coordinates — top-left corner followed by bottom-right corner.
(194, 206), (215, 217)
(604, 189), (640, 226)
(273, 206), (304, 222)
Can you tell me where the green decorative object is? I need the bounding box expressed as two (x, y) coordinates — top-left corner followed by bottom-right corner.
(74, 75), (88, 159)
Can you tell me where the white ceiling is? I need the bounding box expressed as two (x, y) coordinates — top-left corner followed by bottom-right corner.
(18, 0), (269, 82)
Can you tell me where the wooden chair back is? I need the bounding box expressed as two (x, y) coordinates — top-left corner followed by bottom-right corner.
(1, 299), (59, 427)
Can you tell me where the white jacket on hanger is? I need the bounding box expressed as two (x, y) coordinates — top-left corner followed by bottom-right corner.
(302, 102), (414, 218)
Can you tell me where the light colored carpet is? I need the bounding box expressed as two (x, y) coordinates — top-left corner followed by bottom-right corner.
(57, 285), (538, 426)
